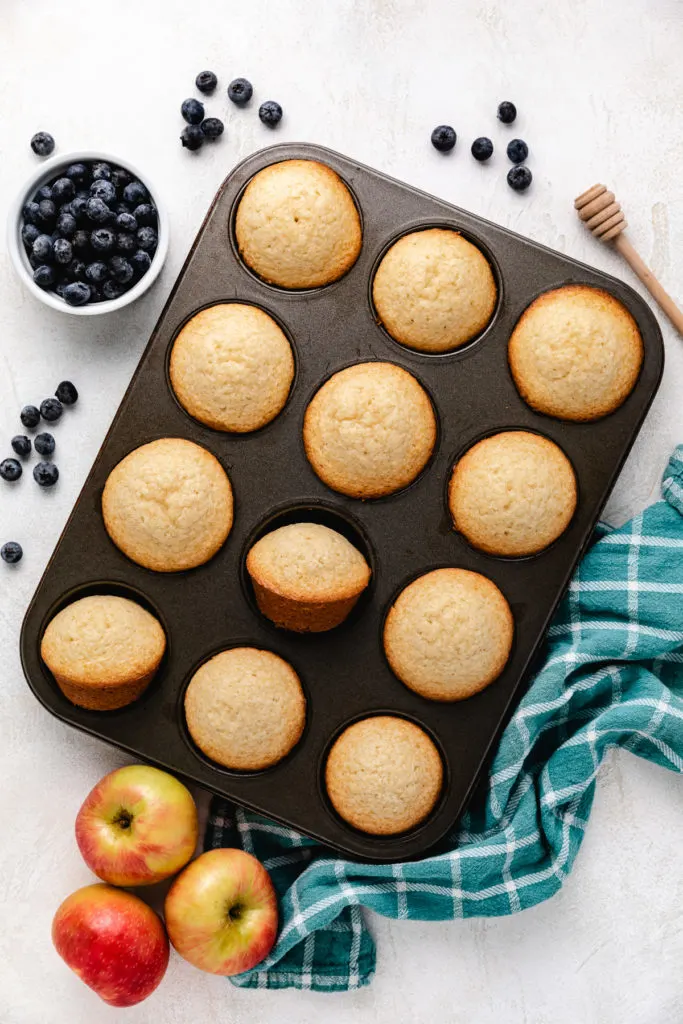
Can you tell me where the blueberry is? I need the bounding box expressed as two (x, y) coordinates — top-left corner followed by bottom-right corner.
(22, 223), (41, 249)
(85, 261), (109, 284)
(91, 228), (116, 253)
(72, 230), (91, 253)
(34, 432), (55, 456)
(65, 162), (89, 184)
(53, 238), (73, 265)
(109, 256), (134, 284)
(69, 196), (89, 221)
(196, 70), (218, 94)
(32, 234), (54, 262)
(52, 177), (75, 203)
(0, 458), (22, 481)
(228, 77), (253, 105)
(111, 167), (132, 191)
(431, 125), (457, 152)
(1, 541), (23, 564)
(11, 435), (31, 458)
(116, 232), (136, 254)
(88, 284), (104, 303)
(63, 282), (91, 306)
(122, 181), (147, 205)
(40, 397), (63, 421)
(102, 279), (123, 300)
(28, 252), (42, 271)
(56, 212), (78, 238)
(30, 132), (55, 157)
(37, 199), (57, 227)
(131, 249), (152, 277)
(259, 101), (282, 128)
(136, 226), (157, 252)
(201, 117), (224, 140)
(86, 197), (110, 224)
(33, 461), (59, 487)
(90, 179), (117, 205)
(55, 282), (67, 299)
(22, 201), (41, 225)
(497, 101), (517, 124)
(33, 265), (56, 289)
(507, 165), (533, 192)
(92, 162), (112, 181)
(132, 203), (156, 226)
(507, 139), (528, 164)
(20, 405), (40, 429)
(55, 380), (78, 405)
(471, 137), (494, 161)
(116, 211), (137, 232)
(66, 257), (88, 281)
(180, 125), (204, 151)
(35, 185), (53, 202)
(181, 98), (205, 125)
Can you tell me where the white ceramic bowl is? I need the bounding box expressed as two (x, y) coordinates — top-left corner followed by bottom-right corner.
(7, 150), (169, 316)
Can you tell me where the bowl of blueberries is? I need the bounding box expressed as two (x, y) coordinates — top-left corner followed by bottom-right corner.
(8, 151), (168, 315)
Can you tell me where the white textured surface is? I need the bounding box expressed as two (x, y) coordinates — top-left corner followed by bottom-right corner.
(1, 0), (683, 1020)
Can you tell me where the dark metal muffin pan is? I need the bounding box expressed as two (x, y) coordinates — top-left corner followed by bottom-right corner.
(21, 143), (664, 862)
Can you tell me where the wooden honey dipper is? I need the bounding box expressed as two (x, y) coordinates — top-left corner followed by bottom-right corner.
(575, 183), (683, 335)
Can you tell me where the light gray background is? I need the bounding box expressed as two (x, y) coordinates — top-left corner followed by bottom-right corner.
(1, 1), (682, 1020)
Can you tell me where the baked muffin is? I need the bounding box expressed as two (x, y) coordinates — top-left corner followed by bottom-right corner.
(384, 568), (513, 701)
(325, 716), (443, 835)
(235, 159), (362, 289)
(372, 228), (497, 352)
(508, 285), (643, 421)
(184, 648), (306, 770)
(41, 595), (166, 710)
(246, 522), (371, 632)
(169, 303), (294, 433)
(102, 438), (233, 572)
(448, 431), (577, 556)
(303, 362), (437, 498)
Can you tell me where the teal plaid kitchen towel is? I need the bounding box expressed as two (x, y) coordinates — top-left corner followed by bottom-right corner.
(205, 446), (683, 991)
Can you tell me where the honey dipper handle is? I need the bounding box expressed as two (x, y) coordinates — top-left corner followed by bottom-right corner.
(614, 234), (683, 336)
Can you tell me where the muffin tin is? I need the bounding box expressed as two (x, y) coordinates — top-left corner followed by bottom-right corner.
(21, 143), (664, 862)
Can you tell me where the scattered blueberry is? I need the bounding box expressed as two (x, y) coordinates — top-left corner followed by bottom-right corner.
(55, 381), (78, 405)
(431, 125), (457, 153)
(37, 199), (57, 227)
(86, 197), (110, 224)
(63, 281), (92, 306)
(507, 139), (528, 164)
(92, 162), (112, 181)
(20, 405), (40, 429)
(85, 261), (109, 284)
(33, 461), (59, 487)
(51, 177), (75, 203)
(133, 203), (155, 226)
(228, 78), (253, 105)
(116, 232), (136, 254)
(259, 101), (283, 128)
(131, 250), (152, 276)
(136, 226), (157, 252)
(90, 179), (117, 204)
(180, 125), (204, 151)
(65, 162), (89, 184)
(102, 279), (123, 300)
(22, 202), (41, 225)
(196, 70), (218, 94)
(1, 541), (23, 564)
(32, 234), (54, 262)
(11, 436), (31, 458)
(40, 397), (63, 421)
(122, 181), (147, 205)
(31, 132), (55, 157)
(181, 98), (205, 125)
(33, 265), (56, 289)
(201, 117), (224, 140)
(91, 228), (116, 254)
(0, 458), (22, 482)
(497, 101), (517, 125)
(109, 256), (134, 284)
(53, 238), (73, 265)
(34, 432), (55, 456)
(22, 223), (41, 249)
(507, 165), (533, 192)
(56, 212), (78, 238)
(471, 137), (494, 161)
(35, 185), (53, 202)
(116, 211), (137, 232)
(72, 230), (91, 253)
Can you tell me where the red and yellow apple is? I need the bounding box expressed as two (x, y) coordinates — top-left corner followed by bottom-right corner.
(164, 848), (278, 975)
(52, 884), (169, 1007)
(75, 764), (198, 886)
